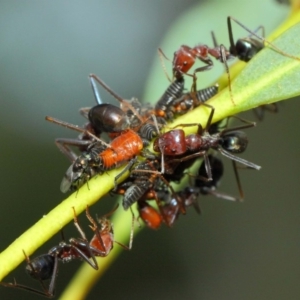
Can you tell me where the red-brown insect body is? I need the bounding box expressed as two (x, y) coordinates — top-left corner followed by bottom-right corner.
(138, 201), (163, 230)
(173, 45), (196, 77)
(89, 219), (114, 256)
(153, 129), (186, 155)
(99, 129), (143, 170)
(154, 129), (222, 157)
(185, 133), (215, 151)
(173, 44), (219, 78)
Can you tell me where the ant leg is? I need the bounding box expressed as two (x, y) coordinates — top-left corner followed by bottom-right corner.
(172, 123), (203, 136)
(202, 160), (244, 202)
(174, 102), (214, 132)
(217, 147), (261, 170)
(151, 114), (168, 174)
(152, 190), (174, 227)
(219, 44), (235, 106)
(85, 206), (106, 252)
(191, 61), (213, 92)
(68, 208), (99, 269)
(211, 31), (219, 47)
(46, 116), (111, 148)
(46, 255), (59, 297)
(113, 157), (138, 190)
(89, 76), (104, 105)
(79, 107), (91, 119)
(168, 151), (212, 180)
(210, 29), (235, 107)
(0, 278), (55, 298)
(250, 25), (265, 38)
(232, 160), (244, 201)
(72, 207), (88, 240)
(202, 102), (215, 130)
(114, 207), (135, 250)
(55, 138), (92, 162)
(220, 116), (255, 134)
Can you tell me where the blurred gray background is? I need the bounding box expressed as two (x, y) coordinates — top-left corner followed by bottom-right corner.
(0, 0), (299, 299)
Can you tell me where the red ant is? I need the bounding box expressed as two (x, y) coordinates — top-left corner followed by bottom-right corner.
(162, 16), (300, 105)
(0, 205), (132, 298)
(153, 104), (261, 180)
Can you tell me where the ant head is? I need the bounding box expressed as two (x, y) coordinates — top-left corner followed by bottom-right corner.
(173, 45), (195, 75)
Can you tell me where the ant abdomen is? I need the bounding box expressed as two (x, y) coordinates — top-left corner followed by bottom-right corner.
(233, 38), (263, 62)
(25, 254), (55, 281)
(221, 131), (248, 153)
(88, 104), (130, 133)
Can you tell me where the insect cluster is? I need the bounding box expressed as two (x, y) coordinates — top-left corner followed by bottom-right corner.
(2, 16), (293, 298)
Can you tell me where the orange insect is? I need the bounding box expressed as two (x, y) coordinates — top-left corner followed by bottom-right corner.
(99, 129), (143, 170)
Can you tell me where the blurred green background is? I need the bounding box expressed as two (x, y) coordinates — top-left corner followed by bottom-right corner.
(0, 0), (299, 299)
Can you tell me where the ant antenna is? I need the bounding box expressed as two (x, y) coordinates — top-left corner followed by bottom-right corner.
(158, 48), (173, 82)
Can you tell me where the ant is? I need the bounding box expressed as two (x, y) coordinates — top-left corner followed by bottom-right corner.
(153, 104), (261, 180)
(163, 16), (300, 105)
(0, 205), (132, 298)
